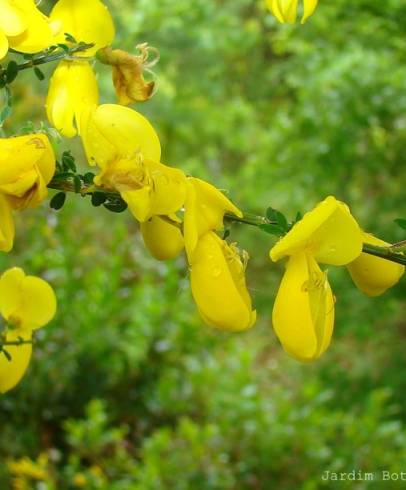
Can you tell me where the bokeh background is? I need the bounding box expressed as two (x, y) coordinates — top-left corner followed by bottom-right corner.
(0, 0), (405, 488)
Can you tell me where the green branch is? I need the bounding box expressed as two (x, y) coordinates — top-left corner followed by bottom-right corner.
(48, 175), (406, 266)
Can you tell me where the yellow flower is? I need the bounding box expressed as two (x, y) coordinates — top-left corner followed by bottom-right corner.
(0, 267), (57, 331)
(47, 0), (115, 137)
(46, 61), (98, 138)
(50, 0), (115, 56)
(270, 196), (363, 266)
(266, 0), (318, 24)
(0, 134), (55, 210)
(95, 156), (186, 222)
(140, 215), (184, 261)
(272, 252), (334, 361)
(0, 0), (55, 60)
(0, 193), (14, 252)
(190, 231), (256, 332)
(98, 45), (156, 106)
(184, 177), (242, 262)
(0, 330), (32, 394)
(347, 233), (405, 297)
(81, 104), (161, 168)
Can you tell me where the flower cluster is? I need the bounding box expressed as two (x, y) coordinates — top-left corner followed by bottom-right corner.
(0, 0), (403, 399)
(0, 267), (56, 393)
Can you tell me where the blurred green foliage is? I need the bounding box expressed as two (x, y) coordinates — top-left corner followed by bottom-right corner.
(0, 0), (405, 488)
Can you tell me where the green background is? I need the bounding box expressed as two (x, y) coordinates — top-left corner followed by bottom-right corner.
(0, 0), (405, 488)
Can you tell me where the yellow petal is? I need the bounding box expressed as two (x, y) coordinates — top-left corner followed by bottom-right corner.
(0, 330), (32, 394)
(0, 134), (55, 209)
(0, 29), (8, 59)
(302, 0), (318, 23)
(46, 61), (99, 138)
(347, 233), (405, 296)
(0, 194), (14, 252)
(184, 177), (242, 263)
(81, 104), (161, 168)
(272, 252), (334, 362)
(270, 196), (363, 266)
(7, 0), (54, 53)
(140, 216), (184, 261)
(50, 0), (115, 56)
(190, 231), (256, 332)
(0, 267), (57, 331)
(0, 0), (27, 37)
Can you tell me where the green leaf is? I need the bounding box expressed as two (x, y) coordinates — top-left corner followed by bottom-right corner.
(64, 32), (77, 43)
(34, 67), (45, 81)
(50, 192), (66, 210)
(73, 175), (82, 194)
(259, 223), (286, 236)
(266, 207), (288, 231)
(5, 61), (18, 84)
(62, 151), (76, 172)
(1, 348), (11, 362)
(103, 201), (128, 213)
(91, 192), (107, 207)
(0, 105), (12, 126)
(394, 218), (406, 231)
(83, 172), (95, 184)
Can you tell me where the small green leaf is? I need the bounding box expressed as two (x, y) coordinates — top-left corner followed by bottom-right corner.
(64, 32), (77, 43)
(57, 43), (70, 53)
(394, 218), (406, 231)
(259, 223), (286, 236)
(50, 192), (66, 210)
(103, 201), (128, 213)
(62, 151), (76, 172)
(266, 207), (288, 231)
(83, 172), (95, 184)
(91, 192), (107, 207)
(34, 67), (45, 81)
(1, 348), (11, 362)
(0, 105), (12, 126)
(73, 175), (82, 194)
(5, 61), (18, 84)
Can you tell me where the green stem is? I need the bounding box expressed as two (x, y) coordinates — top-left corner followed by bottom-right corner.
(48, 176), (406, 267)
(5, 42), (95, 73)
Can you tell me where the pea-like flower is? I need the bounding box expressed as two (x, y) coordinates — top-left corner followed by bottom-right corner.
(347, 233), (405, 297)
(184, 177), (242, 262)
(0, 267), (57, 393)
(269, 196), (363, 361)
(0, 134), (56, 211)
(46, 0), (115, 136)
(190, 231), (256, 332)
(266, 0), (319, 24)
(0, 267), (57, 331)
(46, 61), (99, 138)
(140, 216), (184, 261)
(272, 252), (334, 361)
(0, 0), (56, 60)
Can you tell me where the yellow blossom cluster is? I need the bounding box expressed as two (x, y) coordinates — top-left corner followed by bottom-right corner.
(0, 0), (403, 401)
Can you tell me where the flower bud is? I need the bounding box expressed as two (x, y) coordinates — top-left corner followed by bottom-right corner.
(140, 216), (184, 261)
(347, 233), (405, 296)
